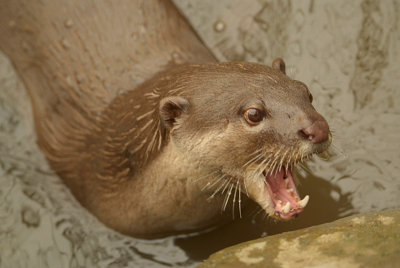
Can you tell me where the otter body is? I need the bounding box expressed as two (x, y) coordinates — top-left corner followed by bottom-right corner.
(0, 0), (331, 237)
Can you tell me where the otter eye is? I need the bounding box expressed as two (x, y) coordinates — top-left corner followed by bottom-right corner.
(244, 108), (265, 125)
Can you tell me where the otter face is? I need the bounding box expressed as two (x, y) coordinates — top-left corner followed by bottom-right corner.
(159, 59), (331, 220)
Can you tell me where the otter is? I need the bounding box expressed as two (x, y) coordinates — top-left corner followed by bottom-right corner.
(0, 0), (331, 237)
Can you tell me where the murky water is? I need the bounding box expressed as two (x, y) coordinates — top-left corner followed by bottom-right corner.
(174, 166), (353, 261)
(1, 0), (399, 267)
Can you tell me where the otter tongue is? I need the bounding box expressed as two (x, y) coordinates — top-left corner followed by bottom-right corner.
(265, 168), (309, 218)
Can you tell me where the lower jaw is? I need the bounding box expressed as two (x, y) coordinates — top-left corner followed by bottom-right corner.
(271, 207), (304, 220)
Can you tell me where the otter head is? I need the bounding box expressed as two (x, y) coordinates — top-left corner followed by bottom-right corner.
(158, 59), (331, 220)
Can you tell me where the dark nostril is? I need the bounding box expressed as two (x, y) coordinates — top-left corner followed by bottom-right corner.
(298, 128), (314, 141)
(299, 119), (330, 144)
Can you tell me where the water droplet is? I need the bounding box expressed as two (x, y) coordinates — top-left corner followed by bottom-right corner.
(96, 72), (103, 81)
(61, 39), (70, 50)
(66, 76), (73, 86)
(131, 33), (138, 40)
(172, 52), (179, 59)
(171, 51), (184, 64)
(76, 73), (84, 84)
(214, 20), (226, 32)
(64, 19), (74, 28)
(261, 232), (268, 237)
(330, 190), (340, 202)
(21, 41), (30, 52)
(139, 25), (147, 34)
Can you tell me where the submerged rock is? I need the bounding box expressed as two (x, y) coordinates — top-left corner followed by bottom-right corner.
(199, 209), (400, 267)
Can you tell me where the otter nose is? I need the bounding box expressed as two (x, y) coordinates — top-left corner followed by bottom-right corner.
(299, 119), (330, 144)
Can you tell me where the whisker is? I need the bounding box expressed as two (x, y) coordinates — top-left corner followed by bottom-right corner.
(208, 176), (229, 200)
(277, 148), (289, 173)
(263, 157), (274, 172)
(253, 157), (270, 177)
(248, 148), (263, 157)
(232, 180), (239, 219)
(202, 173), (226, 191)
(286, 152), (294, 171)
(221, 177), (233, 194)
(238, 183), (242, 218)
(273, 147), (283, 160)
(262, 210), (269, 221)
(243, 153), (263, 167)
(298, 162), (312, 174)
(242, 176), (249, 197)
(330, 143), (347, 159)
(193, 169), (219, 184)
(222, 182), (234, 212)
(317, 150), (331, 161)
(300, 151), (306, 163)
(270, 157), (279, 176)
(252, 206), (266, 220)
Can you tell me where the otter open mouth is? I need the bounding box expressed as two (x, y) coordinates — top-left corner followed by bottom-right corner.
(263, 168), (309, 220)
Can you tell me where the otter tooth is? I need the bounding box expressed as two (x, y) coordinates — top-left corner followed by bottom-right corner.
(282, 202), (290, 213)
(298, 195), (310, 208)
(287, 188), (294, 193)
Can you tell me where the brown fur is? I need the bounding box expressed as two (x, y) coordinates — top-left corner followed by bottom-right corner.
(0, 0), (330, 237)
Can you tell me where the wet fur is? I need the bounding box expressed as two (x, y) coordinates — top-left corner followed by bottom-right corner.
(0, 0), (330, 237)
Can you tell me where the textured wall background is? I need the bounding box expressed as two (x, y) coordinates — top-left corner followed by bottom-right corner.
(0, 0), (399, 267)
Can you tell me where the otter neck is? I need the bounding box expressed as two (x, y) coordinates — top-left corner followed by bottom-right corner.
(109, 142), (226, 236)
(90, 93), (227, 235)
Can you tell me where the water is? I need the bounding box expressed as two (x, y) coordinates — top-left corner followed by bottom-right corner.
(1, 0), (400, 267)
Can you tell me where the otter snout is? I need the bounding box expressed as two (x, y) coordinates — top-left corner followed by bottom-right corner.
(299, 119), (329, 144)
(298, 116), (331, 153)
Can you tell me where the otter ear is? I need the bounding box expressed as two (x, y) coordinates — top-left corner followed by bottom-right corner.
(272, 58), (286, 74)
(159, 96), (190, 129)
